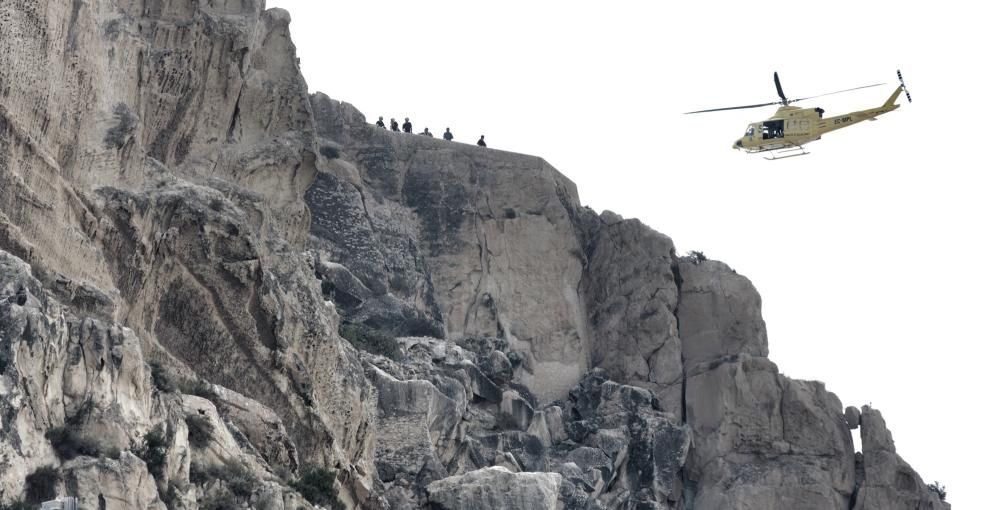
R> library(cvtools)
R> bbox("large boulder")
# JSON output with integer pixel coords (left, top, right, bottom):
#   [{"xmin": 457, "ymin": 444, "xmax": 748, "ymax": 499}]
[{"xmin": 426, "ymin": 466, "xmax": 563, "ymax": 510}]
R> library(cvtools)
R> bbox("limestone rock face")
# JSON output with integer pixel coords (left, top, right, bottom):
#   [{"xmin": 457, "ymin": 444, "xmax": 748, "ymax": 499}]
[
  {"xmin": 0, "ymin": 250, "xmax": 154, "ymax": 498},
  {"xmin": 308, "ymin": 95, "xmax": 593, "ymax": 404},
  {"xmin": 677, "ymin": 259, "xmax": 768, "ymax": 365},
  {"xmin": 582, "ymin": 213, "xmax": 684, "ymax": 416},
  {"xmin": 60, "ymin": 453, "xmax": 165, "ymax": 510},
  {"xmin": 853, "ymin": 406, "xmax": 950, "ymax": 510},
  {"xmin": 426, "ymin": 466, "xmax": 562, "ymax": 510}
]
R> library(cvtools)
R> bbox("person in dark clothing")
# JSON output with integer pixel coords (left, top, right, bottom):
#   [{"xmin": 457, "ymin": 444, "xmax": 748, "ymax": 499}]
[
  {"xmin": 477, "ymin": 135, "xmax": 487, "ymax": 147},
  {"xmin": 390, "ymin": 118, "xmax": 399, "ymax": 131},
  {"xmin": 421, "ymin": 127, "xmax": 433, "ymax": 137},
  {"xmin": 375, "ymin": 116, "xmax": 386, "ymax": 129},
  {"xmin": 402, "ymin": 118, "xmax": 413, "ymax": 133},
  {"xmin": 443, "ymin": 128, "xmax": 453, "ymax": 141}
]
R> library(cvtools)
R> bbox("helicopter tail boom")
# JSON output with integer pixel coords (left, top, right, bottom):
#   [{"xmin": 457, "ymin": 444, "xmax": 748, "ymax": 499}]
[{"xmin": 883, "ymin": 86, "xmax": 904, "ymax": 108}]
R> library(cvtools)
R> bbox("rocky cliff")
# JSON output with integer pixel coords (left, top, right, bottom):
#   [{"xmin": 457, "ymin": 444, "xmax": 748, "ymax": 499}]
[{"xmin": 0, "ymin": 1, "xmax": 948, "ymax": 509}]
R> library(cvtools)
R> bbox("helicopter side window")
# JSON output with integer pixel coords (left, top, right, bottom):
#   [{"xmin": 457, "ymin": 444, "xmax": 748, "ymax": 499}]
[
  {"xmin": 762, "ymin": 120, "xmax": 785, "ymax": 140},
  {"xmin": 745, "ymin": 126, "xmax": 755, "ymax": 137}
]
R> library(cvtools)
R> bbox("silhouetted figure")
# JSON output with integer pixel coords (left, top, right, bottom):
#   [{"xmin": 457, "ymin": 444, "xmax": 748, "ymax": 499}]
[
  {"xmin": 402, "ymin": 118, "xmax": 412, "ymax": 133},
  {"xmin": 390, "ymin": 118, "xmax": 400, "ymax": 131},
  {"xmin": 477, "ymin": 135, "xmax": 487, "ymax": 147},
  {"xmin": 421, "ymin": 127, "xmax": 433, "ymax": 137},
  {"xmin": 376, "ymin": 116, "xmax": 386, "ymax": 129},
  {"xmin": 443, "ymin": 128, "xmax": 453, "ymax": 141}
]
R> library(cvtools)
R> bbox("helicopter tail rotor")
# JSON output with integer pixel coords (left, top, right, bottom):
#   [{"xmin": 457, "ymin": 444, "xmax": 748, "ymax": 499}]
[{"xmin": 896, "ymin": 69, "xmax": 912, "ymax": 102}]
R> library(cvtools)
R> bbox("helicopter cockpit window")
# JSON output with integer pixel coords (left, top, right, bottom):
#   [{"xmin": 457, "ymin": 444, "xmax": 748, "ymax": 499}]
[{"xmin": 745, "ymin": 126, "xmax": 754, "ymax": 137}]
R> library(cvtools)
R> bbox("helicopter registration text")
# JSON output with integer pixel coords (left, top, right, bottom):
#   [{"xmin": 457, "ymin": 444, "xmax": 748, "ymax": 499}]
[{"xmin": 833, "ymin": 115, "xmax": 852, "ymax": 125}]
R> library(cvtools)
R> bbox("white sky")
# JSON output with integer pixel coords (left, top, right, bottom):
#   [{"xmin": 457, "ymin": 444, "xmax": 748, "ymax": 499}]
[{"xmin": 269, "ymin": 1, "xmax": 997, "ymax": 506}]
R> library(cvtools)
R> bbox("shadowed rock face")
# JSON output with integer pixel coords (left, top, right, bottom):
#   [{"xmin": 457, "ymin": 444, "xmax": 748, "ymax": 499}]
[{"xmin": 1, "ymin": 1, "xmax": 949, "ymax": 509}]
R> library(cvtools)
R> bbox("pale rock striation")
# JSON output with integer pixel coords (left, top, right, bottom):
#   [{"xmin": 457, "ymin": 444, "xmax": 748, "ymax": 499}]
[{"xmin": 426, "ymin": 466, "xmax": 562, "ymax": 510}]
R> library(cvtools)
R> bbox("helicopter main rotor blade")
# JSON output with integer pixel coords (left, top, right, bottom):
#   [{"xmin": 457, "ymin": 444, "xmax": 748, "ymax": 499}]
[
  {"xmin": 683, "ymin": 101, "xmax": 785, "ymax": 115},
  {"xmin": 774, "ymin": 72, "xmax": 788, "ymax": 105},
  {"xmin": 786, "ymin": 82, "xmax": 885, "ymax": 103}
]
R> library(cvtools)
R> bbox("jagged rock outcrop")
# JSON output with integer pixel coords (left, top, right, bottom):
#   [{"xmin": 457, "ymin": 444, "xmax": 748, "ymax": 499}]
[
  {"xmin": 1, "ymin": 1, "xmax": 949, "ymax": 509},
  {"xmin": 853, "ymin": 406, "xmax": 948, "ymax": 510}
]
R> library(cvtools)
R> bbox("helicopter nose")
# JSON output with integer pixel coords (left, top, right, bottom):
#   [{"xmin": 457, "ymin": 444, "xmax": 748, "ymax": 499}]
[{"xmin": 734, "ymin": 139, "xmax": 743, "ymax": 149}]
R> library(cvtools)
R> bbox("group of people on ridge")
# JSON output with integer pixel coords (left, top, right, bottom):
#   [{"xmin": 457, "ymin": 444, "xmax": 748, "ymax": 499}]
[{"xmin": 376, "ymin": 116, "xmax": 487, "ymax": 147}]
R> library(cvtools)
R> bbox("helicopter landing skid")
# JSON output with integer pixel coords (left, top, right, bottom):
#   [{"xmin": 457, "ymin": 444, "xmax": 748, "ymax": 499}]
[{"xmin": 763, "ymin": 145, "xmax": 809, "ymax": 160}]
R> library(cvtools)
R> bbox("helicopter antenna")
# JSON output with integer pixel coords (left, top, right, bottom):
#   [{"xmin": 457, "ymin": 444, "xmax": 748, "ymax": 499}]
[
  {"xmin": 774, "ymin": 72, "xmax": 788, "ymax": 106},
  {"xmin": 897, "ymin": 69, "xmax": 913, "ymax": 102}
]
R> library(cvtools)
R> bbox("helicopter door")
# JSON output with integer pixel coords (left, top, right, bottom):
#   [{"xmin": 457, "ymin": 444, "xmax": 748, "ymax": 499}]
[{"xmin": 762, "ymin": 120, "xmax": 785, "ymax": 140}]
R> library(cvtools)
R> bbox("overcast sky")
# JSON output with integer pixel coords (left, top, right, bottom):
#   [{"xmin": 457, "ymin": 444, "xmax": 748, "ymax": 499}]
[{"xmin": 269, "ymin": 1, "xmax": 997, "ymax": 506}]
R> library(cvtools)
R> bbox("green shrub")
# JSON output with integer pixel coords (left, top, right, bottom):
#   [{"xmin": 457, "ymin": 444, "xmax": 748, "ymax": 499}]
[
  {"xmin": 178, "ymin": 378, "xmax": 216, "ymax": 401},
  {"xmin": 149, "ymin": 362, "xmax": 177, "ymax": 393},
  {"xmin": 685, "ymin": 250, "xmax": 707, "ymax": 264},
  {"xmin": 24, "ymin": 466, "xmax": 59, "ymax": 504},
  {"xmin": 338, "ymin": 322, "xmax": 399, "ymax": 360},
  {"xmin": 319, "ymin": 145, "xmax": 340, "ymax": 159},
  {"xmin": 0, "ymin": 499, "xmax": 32, "ymax": 510},
  {"xmin": 928, "ymin": 481, "xmax": 947, "ymax": 501},
  {"xmin": 290, "ymin": 466, "xmax": 344, "ymax": 510},
  {"xmin": 199, "ymin": 490, "xmax": 240, "ymax": 510},
  {"xmin": 45, "ymin": 426, "xmax": 108, "ymax": 460},
  {"xmin": 185, "ymin": 415, "xmax": 215, "ymax": 449},
  {"xmin": 134, "ymin": 430, "xmax": 169, "ymax": 479},
  {"xmin": 190, "ymin": 461, "xmax": 254, "ymax": 499}
]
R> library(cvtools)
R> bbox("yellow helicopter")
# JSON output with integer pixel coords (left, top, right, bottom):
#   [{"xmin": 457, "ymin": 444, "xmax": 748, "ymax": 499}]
[{"xmin": 686, "ymin": 70, "xmax": 912, "ymax": 159}]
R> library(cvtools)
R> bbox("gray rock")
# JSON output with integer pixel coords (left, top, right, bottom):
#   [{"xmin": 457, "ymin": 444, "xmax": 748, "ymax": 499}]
[
  {"xmin": 677, "ymin": 259, "xmax": 769, "ymax": 366},
  {"xmin": 582, "ymin": 214, "xmax": 684, "ymax": 415},
  {"xmin": 426, "ymin": 466, "xmax": 563, "ymax": 510},
  {"xmin": 482, "ymin": 349, "xmax": 515, "ymax": 385},
  {"xmin": 853, "ymin": 406, "xmax": 951, "ymax": 510},
  {"xmin": 499, "ymin": 390, "xmax": 536, "ymax": 431},
  {"xmin": 845, "ymin": 406, "xmax": 862, "ymax": 430}
]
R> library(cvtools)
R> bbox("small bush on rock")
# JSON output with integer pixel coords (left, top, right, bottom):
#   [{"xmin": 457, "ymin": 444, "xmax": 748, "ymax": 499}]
[
  {"xmin": 928, "ymin": 481, "xmax": 947, "ymax": 501},
  {"xmin": 0, "ymin": 499, "xmax": 32, "ymax": 510},
  {"xmin": 190, "ymin": 461, "xmax": 255, "ymax": 499},
  {"xmin": 685, "ymin": 250, "xmax": 707, "ymax": 264},
  {"xmin": 199, "ymin": 490, "xmax": 240, "ymax": 510},
  {"xmin": 338, "ymin": 322, "xmax": 399, "ymax": 360},
  {"xmin": 45, "ymin": 426, "xmax": 109, "ymax": 460},
  {"xmin": 149, "ymin": 361, "xmax": 176, "ymax": 393},
  {"xmin": 178, "ymin": 378, "xmax": 216, "ymax": 401},
  {"xmin": 185, "ymin": 415, "xmax": 215, "ymax": 449},
  {"xmin": 134, "ymin": 430, "xmax": 169, "ymax": 479},
  {"xmin": 290, "ymin": 466, "xmax": 344, "ymax": 510},
  {"xmin": 25, "ymin": 466, "xmax": 60, "ymax": 503}
]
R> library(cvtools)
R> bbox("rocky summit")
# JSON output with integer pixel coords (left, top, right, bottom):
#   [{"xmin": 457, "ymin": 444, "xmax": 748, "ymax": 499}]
[{"xmin": 0, "ymin": 1, "xmax": 948, "ymax": 509}]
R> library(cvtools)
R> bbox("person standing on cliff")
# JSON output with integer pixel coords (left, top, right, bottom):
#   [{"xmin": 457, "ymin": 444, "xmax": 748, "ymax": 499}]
[
  {"xmin": 390, "ymin": 118, "xmax": 399, "ymax": 131},
  {"xmin": 402, "ymin": 118, "xmax": 413, "ymax": 133},
  {"xmin": 421, "ymin": 127, "xmax": 433, "ymax": 137},
  {"xmin": 477, "ymin": 135, "xmax": 487, "ymax": 147},
  {"xmin": 443, "ymin": 128, "xmax": 454, "ymax": 141},
  {"xmin": 375, "ymin": 116, "xmax": 386, "ymax": 129}
]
